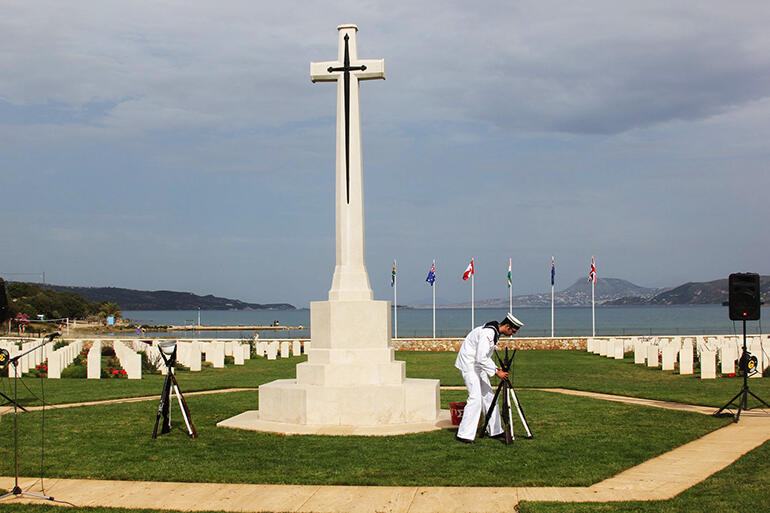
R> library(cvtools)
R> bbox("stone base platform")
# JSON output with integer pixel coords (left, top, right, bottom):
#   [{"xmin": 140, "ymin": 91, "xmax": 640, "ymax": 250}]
[{"xmin": 217, "ymin": 409, "xmax": 452, "ymax": 436}]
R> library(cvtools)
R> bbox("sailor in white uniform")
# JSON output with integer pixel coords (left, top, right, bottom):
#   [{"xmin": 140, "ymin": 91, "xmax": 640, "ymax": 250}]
[{"xmin": 454, "ymin": 312, "xmax": 524, "ymax": 443}]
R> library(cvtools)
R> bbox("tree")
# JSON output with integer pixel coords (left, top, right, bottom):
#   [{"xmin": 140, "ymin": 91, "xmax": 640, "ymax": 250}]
[{"xmin": 98, "ymin": 301, "xmax": 122, "ymax": 319}]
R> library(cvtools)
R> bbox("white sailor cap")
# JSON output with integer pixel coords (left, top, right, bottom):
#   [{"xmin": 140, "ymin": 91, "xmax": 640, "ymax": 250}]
[{"xmin": 504, "ymin": 312, "xmax": 524, "ymax": 328}]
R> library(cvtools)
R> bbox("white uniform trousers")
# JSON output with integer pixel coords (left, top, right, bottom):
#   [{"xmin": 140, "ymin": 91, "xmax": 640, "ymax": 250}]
[{"xmin": 457, "ymin": 368, "xmax": 503, "ymax": 440}]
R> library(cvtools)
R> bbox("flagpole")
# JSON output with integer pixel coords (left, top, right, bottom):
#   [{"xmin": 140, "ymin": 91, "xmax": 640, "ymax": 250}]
[
  {"xmin": 471, "ymin": 258, "xmax": 475, "ymax": 329},
  {"xmin": 393, "ymin": 259, "xmax": 398, "ymax": 340},
  {"xmin": 432, "ymin": 263, "xmax": 436, "ymax": 339},
  {"xmin": 509, "ymin": 257, "xmax": 513, "ymax": 314},
  {"xmin": 551, "ymin": 257, "xmax": 554, "ymax": 338},
  {"xmin": 592, "ymin": 277, "xmax": 596, "ymax": 337},
  {"xmin": 591, "ymin": 256, "xmax": 596, "ymax": 337}
]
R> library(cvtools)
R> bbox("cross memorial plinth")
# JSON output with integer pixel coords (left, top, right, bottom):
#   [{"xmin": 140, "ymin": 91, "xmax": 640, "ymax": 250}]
[{"xmin": 218, "ymin": 25, "xmax": 444, "ymax": 435}]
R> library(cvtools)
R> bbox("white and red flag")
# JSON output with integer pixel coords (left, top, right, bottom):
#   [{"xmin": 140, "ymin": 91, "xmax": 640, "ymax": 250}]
[
  {"xmin": 462, "ymin": 259, "xmax": 474, "ymax": 281},
  {"xmin": 589, "ymin": 256, "xmax": 596, "ymax": 283}
]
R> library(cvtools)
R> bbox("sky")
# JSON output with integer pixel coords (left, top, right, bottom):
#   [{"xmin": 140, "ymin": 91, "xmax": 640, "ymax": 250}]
[{"xmin": 1, "ymin": 1, "xmax": 769, "ymax": 308}]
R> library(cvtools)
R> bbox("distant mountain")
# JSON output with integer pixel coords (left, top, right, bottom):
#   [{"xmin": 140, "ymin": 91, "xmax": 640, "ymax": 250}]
[
  {"xmin": 41, "ymin": 284, "xmax": 295, "ymax": 311},
  {"xmin": 432, "ymin": 278, "xmax": 663, "ymax": 308},
  {"xmin": 607, "ymin": 276, "xmax": 770, "ymax": 306}
]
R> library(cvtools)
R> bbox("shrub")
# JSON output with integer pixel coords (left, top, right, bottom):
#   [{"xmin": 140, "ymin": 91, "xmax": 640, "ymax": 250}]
[
  {"xmin": 62, "ymin": 365, "xmax": 87, "ymax": 379},
  {"xmin": 142, "ymin": 352, "xmax": 161, "ymax": 374}
]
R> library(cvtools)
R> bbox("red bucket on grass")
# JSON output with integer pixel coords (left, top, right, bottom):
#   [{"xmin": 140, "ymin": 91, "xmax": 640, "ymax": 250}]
[{"xmin": 449, "ymin": 401, "xmax": 466, "ymax": 425}]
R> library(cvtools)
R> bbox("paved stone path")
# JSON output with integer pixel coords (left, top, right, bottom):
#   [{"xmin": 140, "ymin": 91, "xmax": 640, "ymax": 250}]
[{"xmin": 1, "ymin": 388, "xmax": 769, "ymax": 512}]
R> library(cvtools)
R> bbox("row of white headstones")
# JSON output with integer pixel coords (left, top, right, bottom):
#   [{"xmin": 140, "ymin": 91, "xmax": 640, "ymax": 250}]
[
  {"xmin": 588, "ymin": 335, "xmax": 770, "ymax": 378},
  {"xmin": 0, "ymin": 338, "xmax": 308, "ymax": 380}
]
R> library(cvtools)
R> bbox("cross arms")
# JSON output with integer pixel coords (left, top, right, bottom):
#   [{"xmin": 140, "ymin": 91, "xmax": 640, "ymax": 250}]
[{"xmin": 310, "ymin": 59, "xmax": 386, "ymax": 83}]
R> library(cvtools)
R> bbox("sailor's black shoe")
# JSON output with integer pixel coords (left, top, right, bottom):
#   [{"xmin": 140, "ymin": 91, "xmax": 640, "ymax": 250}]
[{"xmin": 455, "ymin": 435, "xmax": 475, "ymax": 444}]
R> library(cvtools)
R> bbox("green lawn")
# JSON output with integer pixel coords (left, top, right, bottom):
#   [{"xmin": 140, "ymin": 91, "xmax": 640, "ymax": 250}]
[
  {"xmin": 400, "ymin": 350, "xmax": 770, "ymax": 407},
  {"xmin": 1, "ymin": 437, "xmax": 769, "ymax": 513},
  {"xmin": 6, "ymin": 350, "xmax": 770, "ymax": 408},
  {"xmin": 1, "ymin": 349, "xmax": 768, "ymax": 513},
  {"xmin": 4, "ymin": 356, "xmax": 305, "ymax": 406},
  {"xmin": 0, "ymin": 389, "xmax": 728, "ymax": 487}
]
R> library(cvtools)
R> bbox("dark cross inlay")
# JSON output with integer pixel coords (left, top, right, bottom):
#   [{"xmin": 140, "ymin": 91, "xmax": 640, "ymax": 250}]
[{"xmin": 327, "ymin": 34, "xmax": 367, "ymax": 204}]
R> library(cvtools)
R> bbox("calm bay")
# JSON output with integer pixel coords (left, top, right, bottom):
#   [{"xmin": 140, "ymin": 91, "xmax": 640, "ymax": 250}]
[{"xmin": 121, "ymin": 304, "xmax": 769, "ymax": 339}]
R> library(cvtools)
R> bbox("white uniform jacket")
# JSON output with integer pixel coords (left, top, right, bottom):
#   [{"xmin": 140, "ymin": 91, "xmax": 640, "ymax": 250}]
[{"xmin": 454, "ymin": 325, "xmax": 498, "ymax": 377}]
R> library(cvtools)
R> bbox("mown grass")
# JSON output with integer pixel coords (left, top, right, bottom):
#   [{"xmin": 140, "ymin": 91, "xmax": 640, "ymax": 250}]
[
  {"xmin": 3, "ymin": 440, "xmax": 765, "ymax": 513},
  {"xmin": 6, "ymin": 350, "xmax": 770, "ymax": 408},
  {"xmin": 3, "ymin": 356, "xmax": 306, "ymax": 406},
  {"xmin": 0, "ymin": 389, "xmax": 728, "ymax": 487},
  {"xmin": 0, "ymin": 349, "xmax": 766, "ymax": 512},
  {"xmin": 400, "ymin": 350, "xmax": 770, "ymax": 407}
]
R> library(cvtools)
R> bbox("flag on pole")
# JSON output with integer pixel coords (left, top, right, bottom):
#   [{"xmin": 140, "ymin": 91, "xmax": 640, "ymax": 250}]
[
  {"xmin": 589, "ymin": 256, "xmax": 596, "ymax": 283},
  {"xmin": 507, "ymin": 260, "xmax": 512, "ymax": 288},
  {"xmin": 462, "ymin": 259, "xmax": 474, "ymax": 281},
  {"xmin": 391, "ymin": 261, "xmax": 396, "ymax": 287},
  {"xmin": 551, "ymin": 257, "xmax": 555, "ymax": 286},
  {"xmin": 426, "ymin": 261, "xmax": 436, "ymax": 286}
]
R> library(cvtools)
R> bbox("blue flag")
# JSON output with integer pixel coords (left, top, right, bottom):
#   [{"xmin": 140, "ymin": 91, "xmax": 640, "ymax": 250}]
[
  {"xmin": 426, "ymin": 261, "xmax": 436, "ymax": 286},
  {"xmin": 551, "ymin": 257, "xmax": 555, "ymax": 286}
]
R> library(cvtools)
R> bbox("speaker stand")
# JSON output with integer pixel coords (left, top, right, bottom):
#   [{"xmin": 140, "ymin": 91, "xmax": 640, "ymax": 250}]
[{"xmin": 713, "ymin": 320, "xmax": 770, "ymax": 422}]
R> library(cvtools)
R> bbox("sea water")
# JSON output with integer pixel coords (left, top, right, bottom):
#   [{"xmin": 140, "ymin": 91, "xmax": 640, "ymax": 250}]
[{"xmin": 121, "ymin": 304, "xmax": 769, "ymax": 339}]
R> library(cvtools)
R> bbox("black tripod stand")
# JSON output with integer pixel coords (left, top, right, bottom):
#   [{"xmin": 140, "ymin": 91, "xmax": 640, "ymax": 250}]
[
  {"xmin": 713, "ymin": 320, "xmax": 770, "ymax": 422},
  {"xmin": 0, "ymin": 333, "xmax": 59, "ymax": 503},
  {"xmin": 479, "ymin": 348, "xmax": 533, "ymax": 444},
  {"xmin": 152, "ymin": 341, "xmax": 197, "ymax": 439}
]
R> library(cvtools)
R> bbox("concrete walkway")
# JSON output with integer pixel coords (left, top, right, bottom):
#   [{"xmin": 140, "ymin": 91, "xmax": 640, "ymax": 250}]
[{"xmin": 1, "ymin": 388, "xmax": 769, "ymax": 512}]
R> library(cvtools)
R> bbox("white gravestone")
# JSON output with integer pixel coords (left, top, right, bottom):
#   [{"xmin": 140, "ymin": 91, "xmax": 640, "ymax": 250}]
[
  {"xmin": 87, "ymin": 341, "xmax": 102, "ymax": 379},
  {"xmin": 280, "ymin": 341, "xmax": 290, "ymax": 358},
  {"xmin": 612, "ymin": 339, "xmax": 624, "ymax": 359},
  {"xmin": 114, "ymin": 341, "xmax": 142, "ymax": 379},
  {"xmin": 647, "ymin": 344, "xmax": 659, "ymax": 367},
  {"xmin": 47, "ymin": 350, "xmax": 62, "ymax": 379},
  {"xmin": 231, "ymin": 26, "xmax": 440, "ymax": 434},
  {"xmin": 189, "ymin": 341, "xmax": 202, "ymax": 371},
  {"xmin": 679, "ymin": 342, "xmax": 694, "ymax": 374},
  {"xmin": 292, "ymin": 340, "xmax": 302, "ymax": 356},
  {"xmin": 661, "ymin": 345, "xmax": 677, "ymax": 371},
  {"xmin": 210, "ymin": 341, "xmax": 225, "ymax": 368},
  {"xmin": 257, "ymin": 341, "xmax": 267, "ymax": 357},
  {"xmin": 700, "ymin": 349, "xmax": 717, "ymax": 379},
  {"xmin": 720, "ymin": 344, "xmax": 736, "ymax": 374},
  {"xmin": 634, "ymin": 340, "xmax": 646, "ymax": 364},
  {"xmin": 266, "ymin": 341, "xmax": 278, "ymax": 360},
  {"xmin": 234, "ymin": 344, "xmax": 245, "ymax": 365}
]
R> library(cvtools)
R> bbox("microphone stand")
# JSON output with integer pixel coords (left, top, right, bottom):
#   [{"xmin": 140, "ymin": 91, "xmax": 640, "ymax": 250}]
[{"xmin": 0, "ymin": 331, "xmax": 60, "ymax": 503}]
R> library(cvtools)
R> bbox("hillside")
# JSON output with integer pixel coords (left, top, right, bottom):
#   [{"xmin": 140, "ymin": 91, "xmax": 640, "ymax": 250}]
[
  {"xmin": 607, "ymin": 276, "xmax": 770, "ymax": 306},
  {"xmin": 439, "ymin": 278, "xmax": 662, "ymax": 308},
  {"xmin": 41, "ymin": 285, "xmax": 295, "ymax": 311}
]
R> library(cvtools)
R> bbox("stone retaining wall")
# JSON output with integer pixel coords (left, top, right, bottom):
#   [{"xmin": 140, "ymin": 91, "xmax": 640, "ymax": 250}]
[{"xmin": 391, "ymin": 337, "xmax": 587, "ymax": 351}]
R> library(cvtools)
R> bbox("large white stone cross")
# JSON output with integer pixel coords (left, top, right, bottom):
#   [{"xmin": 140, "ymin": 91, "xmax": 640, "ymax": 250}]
[{"xmin": 310, "ymin": 24, "xmax": 385, "ymax": 302}]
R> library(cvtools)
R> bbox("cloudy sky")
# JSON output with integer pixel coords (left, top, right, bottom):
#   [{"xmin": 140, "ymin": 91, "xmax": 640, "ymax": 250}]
[{"xmin": 1, "ymin": 1, "xmax": 769, "ymax": 307}]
